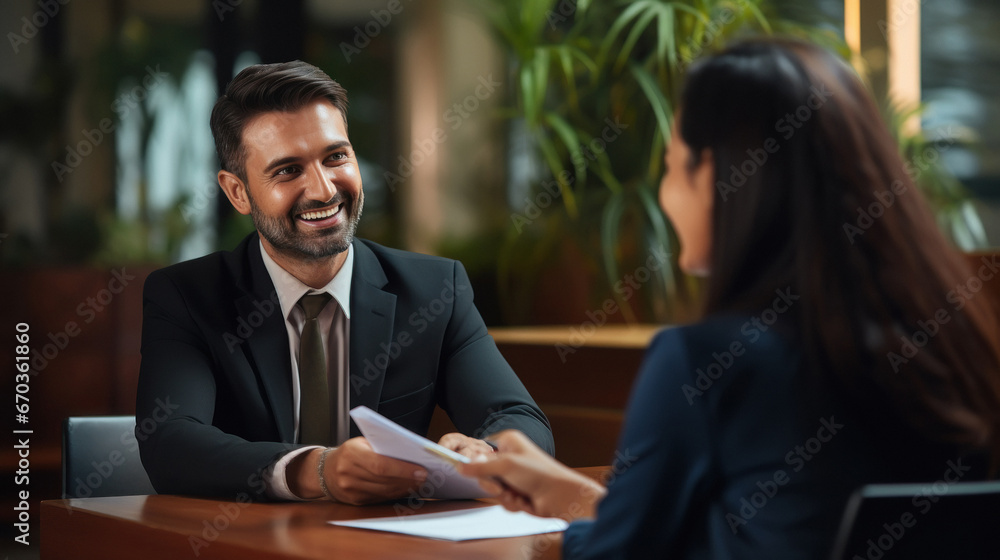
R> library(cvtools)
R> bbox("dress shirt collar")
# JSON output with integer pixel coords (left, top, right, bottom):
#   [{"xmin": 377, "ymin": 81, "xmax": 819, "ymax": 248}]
[{"xmin": 258, "ymin": 239, "xmax": 354, "ymax": 321}]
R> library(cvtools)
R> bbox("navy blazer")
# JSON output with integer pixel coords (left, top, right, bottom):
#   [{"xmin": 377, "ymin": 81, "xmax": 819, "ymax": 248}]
[
  {"xmin": 562, "ymin": 315, "xmax": 981, "ymax": 559},
  {"xmin": 136, "ymin": 233, "xmax": 552, "ymax": 499}
]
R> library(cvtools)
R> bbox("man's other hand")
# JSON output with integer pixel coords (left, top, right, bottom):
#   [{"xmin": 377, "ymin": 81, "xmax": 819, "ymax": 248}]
[{"xmin": 437, "ymin": 432, "xmax": 495, "ymax": 460}]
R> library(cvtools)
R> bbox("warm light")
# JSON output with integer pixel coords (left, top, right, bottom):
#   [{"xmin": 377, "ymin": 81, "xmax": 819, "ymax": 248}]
[
  {"xmin": 844, "ymin": 0, "xmax": 861, "ymax": 61},
  {"xmin": 886, "ymin": 0, "xmax": 921, "ymax": 134},
  {"xmin": 400, "ymin": 10, "xmax": 444, "ymax": 254}
]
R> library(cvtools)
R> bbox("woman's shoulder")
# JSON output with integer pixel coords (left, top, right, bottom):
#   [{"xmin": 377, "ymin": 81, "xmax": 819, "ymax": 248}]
[
  {"xmin": 649, "ymin": 313, "xmax": 797, "ymax": 362},
  {"xmin": 641, "ymin": 314, "xmax": 802, "ymax": 400}
]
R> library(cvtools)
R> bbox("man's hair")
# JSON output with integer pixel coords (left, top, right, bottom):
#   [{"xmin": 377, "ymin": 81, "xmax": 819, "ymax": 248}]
[{"xmin": 210, "ymin": 60, "xmax": 349, "ymax": 182}]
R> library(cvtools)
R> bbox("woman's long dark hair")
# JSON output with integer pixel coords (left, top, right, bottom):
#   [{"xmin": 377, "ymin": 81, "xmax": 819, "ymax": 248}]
[{"xmin": 679, "ymin": 38, "xmax": 1000, "ymax": 469}]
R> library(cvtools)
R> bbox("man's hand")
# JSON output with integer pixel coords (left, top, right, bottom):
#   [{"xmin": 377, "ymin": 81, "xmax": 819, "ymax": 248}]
[
  {"xmin": 287, "ymin": 438, "xmax": 428, "ymax": 504},
  {"xmin": 457, "ymin": 430, "xmax": 607, "ymax": 520},
  {"xmin": 323, "ymin": 437, "xmax": 430, "ymax": 504},
  {"xmin": 436, "ymin": 432, "xmax": 495, "ymax": 460}
]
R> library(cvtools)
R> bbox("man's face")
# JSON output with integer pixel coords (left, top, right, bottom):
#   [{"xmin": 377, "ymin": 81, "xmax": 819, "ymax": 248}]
[{"xmin": 239, "ymin": 99, "xmax": 363, "ymax": 260}]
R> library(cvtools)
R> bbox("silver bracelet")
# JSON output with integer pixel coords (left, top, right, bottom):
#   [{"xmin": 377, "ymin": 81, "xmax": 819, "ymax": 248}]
[{"xmin": 317, "ymin": 447, "xmax": 336, "ymax": 500}]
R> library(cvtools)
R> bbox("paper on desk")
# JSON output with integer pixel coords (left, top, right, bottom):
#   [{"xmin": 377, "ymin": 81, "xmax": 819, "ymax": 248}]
[
  {"xmin": 349, "ymin": 406, "xmax": 488, "ymax": 500},
  {"xmin": 330, "ymin": 504, "xmax": 569, "ymax": 541}
]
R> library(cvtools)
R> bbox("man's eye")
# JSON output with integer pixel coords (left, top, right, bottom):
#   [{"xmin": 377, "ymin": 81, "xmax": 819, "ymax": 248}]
[
  {"xmin": 328, "ymin": 152, "xmax": 347, "ymax": 162},
  {"xmin": 276, "ymin": 166, "xmax": 299, "ymax": 176}
]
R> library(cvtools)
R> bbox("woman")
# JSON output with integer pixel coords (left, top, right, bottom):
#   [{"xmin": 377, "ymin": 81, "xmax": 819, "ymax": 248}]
[{"xmin": 460, "ymin": 38, "xmax": 1000, "ymax": 558}]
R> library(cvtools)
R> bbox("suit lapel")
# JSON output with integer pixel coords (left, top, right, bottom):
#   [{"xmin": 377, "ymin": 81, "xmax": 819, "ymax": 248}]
[
  {"xmin": 233, "ymin": 235, "xmax": 295, "ymax": 443},
  {"xmin": 348, "ymin": 240, "xmax": 397, "ymax": 436}
]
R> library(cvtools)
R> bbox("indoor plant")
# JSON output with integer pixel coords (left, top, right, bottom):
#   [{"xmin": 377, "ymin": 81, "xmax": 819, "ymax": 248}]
[{"xmin": 479, "ymin": 0, "xmax": 985, "ymax": 324}]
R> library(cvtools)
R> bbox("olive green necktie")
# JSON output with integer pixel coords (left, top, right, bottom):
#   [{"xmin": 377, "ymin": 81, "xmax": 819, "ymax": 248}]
[{"xmin": 298, "ymin": 293, "xmax": 332, "ymax": 445}]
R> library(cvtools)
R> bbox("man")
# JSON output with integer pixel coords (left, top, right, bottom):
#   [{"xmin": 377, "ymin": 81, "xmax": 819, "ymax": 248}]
[{"xmin": 136, "ymin": 61, "xmax": 553, "ymax": 504}]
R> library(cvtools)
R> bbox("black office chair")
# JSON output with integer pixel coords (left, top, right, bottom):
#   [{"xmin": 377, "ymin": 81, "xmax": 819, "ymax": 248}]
[
  {"xmin": 62, "ymin": 416, "xmax": 156, "ymax": 498},
  {"xmin": 829, "ymin": 480, "xmax": 1000, "ymax": 559}
]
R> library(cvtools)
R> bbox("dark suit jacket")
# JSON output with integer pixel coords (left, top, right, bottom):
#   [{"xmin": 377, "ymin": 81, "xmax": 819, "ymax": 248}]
[
  {"xmin": 136, "ymin": 233, "xmax": 552, "ymax": 498},
  {"xmin": 561, "ymin": 316, "xmax": 985, "ymax": 559}
]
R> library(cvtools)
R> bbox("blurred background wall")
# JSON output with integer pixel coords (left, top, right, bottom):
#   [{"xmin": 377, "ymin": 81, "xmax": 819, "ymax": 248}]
[
  {"xmin": 1, "ymin": 0, "xmax": 997, "ymax": 322},
  {"xmin": 0, "ymin": 0, "xmax": 508, "ymax": 267},
  {"xmin": 0, "ymin": 1, "xmax": 997, "ymax": 557}
]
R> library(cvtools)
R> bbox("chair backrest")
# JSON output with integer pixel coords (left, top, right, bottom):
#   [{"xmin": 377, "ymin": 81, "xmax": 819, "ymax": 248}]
[
  {"xmin": 62, "ymin": 416, "xmax": 156, "ymax": 498},
  {"xmin": 829, "ymin": 480, "xmax": 1000, "ymax": 560}
]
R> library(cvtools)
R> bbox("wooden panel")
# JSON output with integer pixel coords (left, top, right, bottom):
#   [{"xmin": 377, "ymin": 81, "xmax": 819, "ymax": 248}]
[
  {"xmin": 490, "ymin": 325, "xmax": 660, "ymax": 348},
  {"xmin": 1, "ymin": 268, "xmax": 117, "ymax": 534},
  {"xmin": 428, "ymin": 328, "xmax": 656, "ymax": 468},
  {"xmin": 0, "ymin": 266, "xmax": 152, "ymax": 532},
  {"xmin": 2, "ymin": 268, "xmax": 119, "ymax": 446},
  {"xmin": 110, "ymin": 266, "xmax": 154, "ymax": 414},
  {"xmin": 498, "ymin": 333, "xmax": 650, "ymax": 467},
  {"xmin": 545, "ymin": 407, "xmax": 624, "ymax": 468},
  {"xmin": 497, "ymin": 341, "xmax": 648, "ymax": 410}
]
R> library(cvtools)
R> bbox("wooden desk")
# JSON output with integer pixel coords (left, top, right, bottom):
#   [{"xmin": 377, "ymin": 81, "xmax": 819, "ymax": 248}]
[{"xmin": 41, "ymin": 467, "xmax": 608, "ymax": 559}]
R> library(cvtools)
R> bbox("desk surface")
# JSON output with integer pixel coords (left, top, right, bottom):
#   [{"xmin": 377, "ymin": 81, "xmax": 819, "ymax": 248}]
[{"xmin": 41, "ymin": 467, "xmax": 608, "ymax": 559}]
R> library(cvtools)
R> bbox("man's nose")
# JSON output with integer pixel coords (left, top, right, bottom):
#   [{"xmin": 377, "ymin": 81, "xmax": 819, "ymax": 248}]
[{"xmin": 303, "ymin": 162, "xmax": 336, "ymax": 201}]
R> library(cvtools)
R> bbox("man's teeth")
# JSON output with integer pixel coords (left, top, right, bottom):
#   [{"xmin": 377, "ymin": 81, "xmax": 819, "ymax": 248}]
[{"xmin": 300, "ymin": 207, "xmax": 338, "ymax": 220}]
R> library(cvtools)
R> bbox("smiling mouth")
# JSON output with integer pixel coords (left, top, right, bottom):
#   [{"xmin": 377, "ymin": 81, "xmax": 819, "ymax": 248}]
[{"xmin": 298, "ymin": 205, "xmax": 341, "ymax": 221}]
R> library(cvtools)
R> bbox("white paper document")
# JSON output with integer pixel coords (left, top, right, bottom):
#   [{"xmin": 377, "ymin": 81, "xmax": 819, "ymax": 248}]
[
  {"xmin": 349, "ymin": 405, "xmax": 487, "ymax": 499},
  {"xmin": 329, "ymin": 505, "xmax": 569, "ymax": 541}
]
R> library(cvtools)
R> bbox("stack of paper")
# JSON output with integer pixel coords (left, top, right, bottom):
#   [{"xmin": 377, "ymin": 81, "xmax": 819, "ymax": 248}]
[
  {"xmin": 340, "ymin": 407, "xmax": 570, "ymax": 540},
  {"xmin": 330, "ymin": 505, "xmax": 569, "ymax": 541},
  {"xmin": 349, "ymin": 406, "xmax": 487, "ymax": 500}
]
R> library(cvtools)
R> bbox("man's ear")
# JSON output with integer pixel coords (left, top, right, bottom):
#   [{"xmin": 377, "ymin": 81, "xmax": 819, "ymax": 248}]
[{"xmin": 218, "ymin": 170, "xmax": 251, "ymax": 216}]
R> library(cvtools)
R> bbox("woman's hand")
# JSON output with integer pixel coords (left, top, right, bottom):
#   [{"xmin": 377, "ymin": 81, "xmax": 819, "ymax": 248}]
[{"xmin": 457, "ymin": 430, "xmax": 607, "ymax": 520}]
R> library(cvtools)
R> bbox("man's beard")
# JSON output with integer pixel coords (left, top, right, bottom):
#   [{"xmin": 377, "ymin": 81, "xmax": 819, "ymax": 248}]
[{"xmin": 247, "ymin": 188, "xmax": 363, "ymax": 260}]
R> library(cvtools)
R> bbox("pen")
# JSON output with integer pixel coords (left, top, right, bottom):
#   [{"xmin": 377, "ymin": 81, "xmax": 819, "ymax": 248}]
[{"xmin": 423, "ymin": 444, "xmax": 469, "ymax": 466}]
